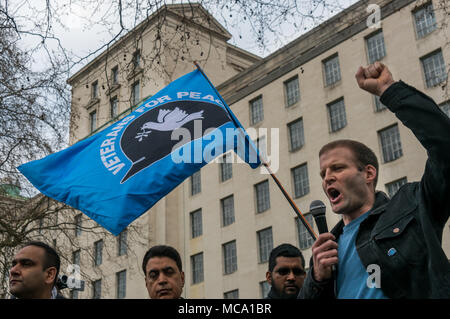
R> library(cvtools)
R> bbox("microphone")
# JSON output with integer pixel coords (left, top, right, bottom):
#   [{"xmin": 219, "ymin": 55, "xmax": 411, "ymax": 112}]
[
  {"xmin": 309, "ymin": 200, "xmax": 328, "ymax": 234},
  {"xmin": 310, "ymin": 200, "xmax": 336, "ymax": 276}
]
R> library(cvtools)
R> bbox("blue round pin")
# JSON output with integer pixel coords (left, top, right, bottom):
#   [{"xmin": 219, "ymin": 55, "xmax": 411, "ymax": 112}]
[{"xmin": 388, "ymin": 248, "xmax": 397, "ymax": 256}]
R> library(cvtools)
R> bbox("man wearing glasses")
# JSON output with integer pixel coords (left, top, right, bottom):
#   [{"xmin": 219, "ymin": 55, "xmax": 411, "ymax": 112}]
[{"xmin": 265, "ymin": 243, "xmax": 306, "ymax": 299}]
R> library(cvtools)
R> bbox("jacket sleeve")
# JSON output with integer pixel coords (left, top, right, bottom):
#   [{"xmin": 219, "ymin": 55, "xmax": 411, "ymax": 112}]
[
  {"xmin": 297, "ymin": 262, "xmax": 335, "ymax": 299},
  {"xmin": 380, "ymin": 81, "xmax": 450, "ymax": 226}
]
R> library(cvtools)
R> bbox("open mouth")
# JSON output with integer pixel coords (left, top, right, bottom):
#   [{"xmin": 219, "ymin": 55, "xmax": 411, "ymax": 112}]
[{"xmin": 327, "ymin": 187, "xmax": 342, "ymax": 203}]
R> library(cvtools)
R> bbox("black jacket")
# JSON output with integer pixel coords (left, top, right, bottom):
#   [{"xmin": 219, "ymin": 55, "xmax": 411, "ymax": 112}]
[{"xmin": 298, "ymin": 81, "xmax": 450, "ymax": 299}]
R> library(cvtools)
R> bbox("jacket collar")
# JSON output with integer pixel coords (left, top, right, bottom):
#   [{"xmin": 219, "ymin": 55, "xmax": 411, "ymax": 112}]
[{"xmin": 330, "ymin": 191, "xmax": 389, "ymax": 239}]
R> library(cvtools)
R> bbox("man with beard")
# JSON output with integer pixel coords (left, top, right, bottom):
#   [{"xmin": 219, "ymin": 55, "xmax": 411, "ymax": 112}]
[
  {"xmin": 298, "ymin": 62, "xmax": 450, "ymax": 299},
  {"xmin": 265, "ymin": 243, "xmax": 306, "ymax": 299}
]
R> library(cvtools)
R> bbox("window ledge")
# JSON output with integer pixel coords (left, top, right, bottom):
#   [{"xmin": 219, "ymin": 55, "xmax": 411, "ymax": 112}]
[{"xmin": 85, "ymin": 97, "xmax": 100, "ymax": 110}]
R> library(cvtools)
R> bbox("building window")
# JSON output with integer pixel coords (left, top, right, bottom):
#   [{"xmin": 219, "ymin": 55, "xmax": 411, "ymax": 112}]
[
  {"xmin": 255, "ymin": 180, "xmax": 270, "ymax": 213},
  {"xmin": 260, "ymin": 281, "xmax": 271, "ymax": 298},
  {"xmin": 72, "ymin": 250, "xmax": 81, "ymax": 266},
  {"xmin": 71, "ymin": 290, "xmax": 79, "ymax": 299},
  {"xmin": 116, "ymin": 270, "xmax": 126, "ymax": 299},
  {"xmin": 220, "ymin": 153, "xmax": 232, "ymax": 182},
  {"xmin": 323, "ymin": 54, "xmax": 341, "ymax": 86},
  {"xmin": 257, "ymin": 227, "xmax": 273, "ymax": 263},
  {"xmin": 224, "ymin": 289, "xmax": 239, "ymax": 299},
  {"xmin": 191, "ymin": 253, "xmax": 204, "ymax": 284},
  {"xmin": 421, "ymin": 50, "xmax": 447, "ymax": 88},
  {"xmin": 131, "ymin": 81, "xmax": 140, "ymax": 105},
  {"xmin": 223, "ymin": 240, "xmax": 237, "ymax": 275},
  {"xmin": 110, "ymin": 96, "xmax": 118, "ymax": 118},
  {"xmin": 94, "ymin": 240, "xmax": 103, "ymax": 266},
  {"xmin": 379, "ymin": 124, "xmax": 403, "ymax": 163},
  {"xmin": 440, "ymin": 101, "xmax": 450, "ymax": 117},
  {"xmin": 191, "ymin": 170, "xmax": 201, "ymax": 195},
  {"xmin": 118, "ymin": 229, "xmax": 127, "ymax": 256},
  {"xmin": 190, "ymin": 209, "xmax": 202, "ymax": 238},
  {"xmin": 374, "ymin": 95, "xmax": 387, "ymax": 112},
  {"xmin": 296, "ymin": 214, "xmax": 315, "ymax": 250},
  {"xmin": 112, "ymin": 66, "xmax": 119, "ymax": 85},
  {"xmin": 284, "ymin": 76, "xmax": 300, "ymax": 107},
  {"xmin": 366, "ymin": 30, "xmax": 386, "ymax": 64},
  {"xmin": 327, "ymin": 98, "xmax": 347, "ymax": 132},
  {"xmin": 292, "ymin": 163, "xmax": 310, "ymax": 198},
  {"xmin": 132, "ymin": 50, "xmax": 141, "ymax": 69},
  {"xmin": 91, "ymin": 80, "xmax": 98, "ymax": 99},
  {"xmin": 256, "ymin": 135, "xmax": 267, "ymax": 162},
  {"xmin": 386, "ymin": 177, "xmax": 407, "ymax": 198},
  {"xmin": 413, "ymin": 2, "xmax": 437, "ymax": 38},
  {"xmin": 74, "ymin": 214, "xmax": 82, "ymax": 236},
  {"xmin": 288, "ymin": 118, "xmax": 305, "ymax": 151},
  {"xmin": 89, "ymin": 110, "xmax": 97, "ymax": 133},
  {"xmin": 92, "ymin": 279, "xmax": 102, "ymax": 299},
  {"xmin": 221, "ymin": 195, "xmax": 235, "ymax": 227},
  {"xmin": 250, "ymin": 96, "xmax": 264, "ymax": 125}
]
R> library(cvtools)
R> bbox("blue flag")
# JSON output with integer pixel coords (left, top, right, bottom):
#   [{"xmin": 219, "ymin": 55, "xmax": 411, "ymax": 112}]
[{"xmin": 18, "ymin": 69, "xmax": 261, "ymax": 235}]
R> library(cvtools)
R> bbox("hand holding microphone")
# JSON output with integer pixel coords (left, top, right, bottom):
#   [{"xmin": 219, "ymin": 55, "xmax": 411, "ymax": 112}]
[{"xmin": 310, "ymin": 200, "xmax": 338, "ymax": 282}]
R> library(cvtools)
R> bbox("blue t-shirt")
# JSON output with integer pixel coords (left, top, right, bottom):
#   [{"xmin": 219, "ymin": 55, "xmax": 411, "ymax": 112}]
[{"xmin": 336, "ymin": 211, "xmax": 388, "ymax": 299}]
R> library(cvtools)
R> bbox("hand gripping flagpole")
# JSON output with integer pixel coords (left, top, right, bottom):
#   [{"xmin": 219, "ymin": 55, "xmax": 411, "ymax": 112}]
[{"xmin": 193, "ymin": 62, "xmax": 318, "ymax": 241}]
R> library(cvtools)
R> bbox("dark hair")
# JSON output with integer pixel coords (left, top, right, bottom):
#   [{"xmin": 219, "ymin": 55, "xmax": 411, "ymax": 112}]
[
  {"xmin": 319, "ymin": 139, "xmax": 379, "ymax": 188},
  {"xmin": 268, "ymin": 243, "xmax": 305, "ymax": 272},
  {"xmin": 142, "ymin": 245, "xmax": 182, "ymax": 275},
  {"xmin": 22, "ymin": 241, "xmax": 60, "ymax": 286}
]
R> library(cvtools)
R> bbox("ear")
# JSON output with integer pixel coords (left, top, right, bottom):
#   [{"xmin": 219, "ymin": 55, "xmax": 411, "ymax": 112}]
[
  {"xmin": 266, "ymin": 271, "xmax": 272, "ymax": 285},
  {"xmin": 45, "ymin": 267, "xmax": 57, "ymax": 286},
  {"xmin": 364, "ymin": 164, "xmax": 377, "ymax": 188},
  {"xmin": 180, "ymin": 271, "xmax": 185, "ymax": 288}
]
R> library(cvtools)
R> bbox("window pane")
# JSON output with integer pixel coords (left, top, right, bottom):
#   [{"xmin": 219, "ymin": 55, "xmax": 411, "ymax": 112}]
[
  {"xmin": 89, "ymin": 111, "xmax": 97, "ymax": 133},
  {"xmin": 386, "ymin": 177, "xmax": 407, "ymax": 198},
  {"xmin": 191, "ymin": 253, "xmax": 204, "ymax": 284},
  {"xmin": 250, "ymin": 96, "xmax": 264, "ymax": 125},
  {"xmin": 327, "ymin": 99, "xmax": 347, "ymax": 132},
  {"xmin": 288, "ymin": 118, "xmax": 305, "ymax": 151},
  {"xmin": 366, "ymin": 31, "xmax": 386, "ymax": 64},
  {"xmin": 379, "ymin": 124, "xmax": 403, "ymax": 162},
  {"xmin": 323, "ymin": 55, "xmax": 341, "ymax": 86},
  {"xmin": 92, "ymin": 81, "xmax": 98, "ymax": 98},
  {"xmin": 292, "ymin": 163, "xmax": 310, "ymax": 198},
  {"xmin": 116, "ymin": 270, "xmax": 126, "ymax": 299},
  {"xmin": 110, "ymin": 96, "xmax": 118, "ymax": 118},
  {"xmin": 255, "ymin": 180, "xmax": 270, "ymax": 213},
  {"xmin": 75, "ymin": 214, "xmax": 82, "ymax": 236},
  {"xmin": 224, "ymin": 289, "xmax": 239, "ymax": 299},
  {"xmin": 94, "ymin": 240, "xmax": 103, "ymax": 266},
  {"xmin": 260, "ymin": 281, "xmax": 271, "ymax": 298},
  {"xmin": 221, "ymin": 195, "xmax": 235, "ymax": 227},
  {"xmin": 118, "ymin": 229, "xmax": 127, "ymax": 256},
  {"xmin": 112, "ymin": 66, "xmax": 118, "ymax": 84},
  {"xmin": 374, "ymin": 95, "xmax": 387, "ymax": 112},
  {"xmin": 93, "ymin": 279, "xmax": 102, "ymax": 299},
  {"xmin": 414, "ymin": 3, "xmax": 437, "ymax": 38},
  {"xmin": 421, "ymin": 50, "xmax": 447, "ymax": 88},
  {"xmin": 220, "ymin": 154, "xmax": 232, "ymax": 182},
  {"xmin": 284, "ymin": 76, "xmax": 300, "ymax": 106},
  {"xmin": 223, "ymin": 241, "xmax": 237, "ymax": 274},
  {"xmin": 72, "ymin": 250, "xmax": 80, "ymax": 265},
  {"xmin": 257, "ymin": 227, "xmax": 273, "ymax": 263},
  {"xmin": 191, "ymin": 170, "xmax": 201, "ymax": 195},
  {"xmin": 297, "ymin": 214, "xmax": 315, "ymax": 250},
  {"xmin": 132, "ymin": 81, "xmax": 140, "ymax": 105},
  {"xmin": 190, "ymin": 209, "xmax": 203, "ymax": 238}
]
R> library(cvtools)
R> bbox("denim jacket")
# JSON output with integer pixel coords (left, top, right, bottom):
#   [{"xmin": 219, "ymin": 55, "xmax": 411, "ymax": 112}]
[{"xmin": 298, "ymin": 81, "xmax": 450, "ymax": 299}]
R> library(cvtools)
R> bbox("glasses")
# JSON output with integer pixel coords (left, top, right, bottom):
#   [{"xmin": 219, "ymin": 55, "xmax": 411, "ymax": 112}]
[{"xmin": 275, "ymin": 267, "xmax": 306, "ymax": 276}]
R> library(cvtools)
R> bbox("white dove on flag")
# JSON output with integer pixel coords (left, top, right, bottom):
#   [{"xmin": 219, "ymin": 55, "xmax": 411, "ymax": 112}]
[{"xmin": 136, "ymin": 107, "xmax": 204, "ymax": 141}]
